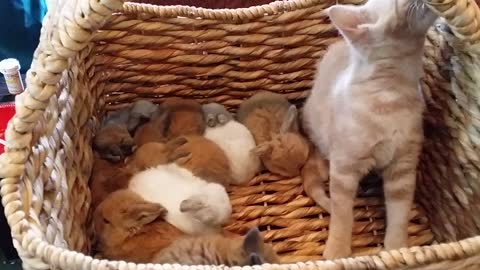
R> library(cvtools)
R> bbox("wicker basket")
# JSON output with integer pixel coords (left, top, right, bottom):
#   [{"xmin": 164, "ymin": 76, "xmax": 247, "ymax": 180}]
[{"xmin": 1, "ymin": 0, "xmax": 480, "ymax": 269}]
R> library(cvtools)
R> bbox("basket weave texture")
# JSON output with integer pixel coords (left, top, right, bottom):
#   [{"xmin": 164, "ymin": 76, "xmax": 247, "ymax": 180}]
[{"xmin": 1, "ymin": 0, "xmax": 480, "ymax": 269}]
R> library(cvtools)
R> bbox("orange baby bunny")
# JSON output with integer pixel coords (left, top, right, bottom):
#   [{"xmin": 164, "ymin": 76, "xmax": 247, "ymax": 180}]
[
  {"xmin": 90, "ymin": 155, "xmax": 133, "ymax": 211},
  {"xmin": 237, "ymin": 91, "xmax": 309, "ymax": 177},
  {"xmin": 162, "ymin": 98, "xmax": 206, "ymax": 139},
  {"xmin": 93, "ymin": 189, "xmax": 185, "ymax": 263},
  {"xmin": 134, "ymin": 99, "xmax": 206, "ymax": 146},
  {"xmin": 171, "ymin": 135, "xmax": 234, "ymax": 187},
  {"xmin": 126, "ymin": 137, "xmax": 189, "ymax": 171},
  {"xmin": 90, "ymin": 138, "xmax": 189, "ymax": 211},
  {"xmin": 133, "ymin": 108, "xmax": 170, "ymax": 147}
]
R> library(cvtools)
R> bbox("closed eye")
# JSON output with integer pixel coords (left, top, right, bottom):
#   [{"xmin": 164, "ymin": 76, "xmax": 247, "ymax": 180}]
[{"xmin": 103, "ymin": 218, "xmax": 111, "ymax": 224}]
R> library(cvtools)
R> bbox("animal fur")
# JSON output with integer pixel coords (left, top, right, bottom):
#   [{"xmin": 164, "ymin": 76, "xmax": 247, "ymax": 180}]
[
  {"xmin": 128, "ymin": 163, "xmax": 232, "ymax": 235},
  {"xmin": 152, "ymin": 227, "xmax": 281, "ymax": 266},
  {"xmin": 172, "ymin": 135, "xmax": 234, "ymax": 187},
  {"xmin": 302, "ymin": 0, "xmax": 437, "ymax": 259},
  {"xmin": 204, "ymin": 119, "xmax": 261, "ymax": 185},
  {"xmin": 93, "ymin": 189, "xmax": 184, "ymax": 263},
  {"xmin": 237, "ymin": 91, "xmax": 309, "ymax": 177}
]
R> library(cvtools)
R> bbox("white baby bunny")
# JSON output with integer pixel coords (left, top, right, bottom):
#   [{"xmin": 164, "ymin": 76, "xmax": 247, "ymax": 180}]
[
  {"xmin": 128, "ymin": 163, "xmax": 232, "ymax": 235},
  {"xmin": 202, "ymin": 103, "xmax": 261, "ymax": 185}
]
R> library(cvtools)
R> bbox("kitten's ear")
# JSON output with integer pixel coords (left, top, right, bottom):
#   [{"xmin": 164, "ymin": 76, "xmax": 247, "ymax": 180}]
[
  {"xmin": 280, "ymin": 105, "xmax": 298, "ymax": 133},
  {"xmin": 243, "ymin": 227, "xmax": 264, "ymax": 254},
  {"xmin": 326, "ymin": 5, "xmax": 370, "ymax": 42},
  {"xmin": 124, "ymin": 201, "xmax": 166, "ymax": 226}
]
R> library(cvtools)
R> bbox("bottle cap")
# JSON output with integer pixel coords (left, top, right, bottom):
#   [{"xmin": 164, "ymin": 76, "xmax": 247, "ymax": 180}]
[{"xmin": 0, "ymin": 58, "xmax": 21, "ymax": 75}]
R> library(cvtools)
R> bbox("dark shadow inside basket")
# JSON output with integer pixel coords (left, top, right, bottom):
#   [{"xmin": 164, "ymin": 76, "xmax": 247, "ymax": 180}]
[{"xmin": 82, "ymin": 1, "xmax": 472, "ymax": 264}]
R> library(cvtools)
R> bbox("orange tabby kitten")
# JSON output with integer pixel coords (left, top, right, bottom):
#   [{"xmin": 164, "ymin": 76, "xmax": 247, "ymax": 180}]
[{"xmin": 303, "ymin": 0, "xmax": 437, "ymax": 259}]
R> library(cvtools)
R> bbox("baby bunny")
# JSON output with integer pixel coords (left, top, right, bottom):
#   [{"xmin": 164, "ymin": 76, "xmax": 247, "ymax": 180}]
[
  {"xmin": 90, "ymin": 138, "xmax": 190, "ymax": 211},
  {"xmin": 93, "ymin": 109, "xmax": 135, "ymax": 163},
  {"xmin": 89, "ymin": 155, "xmax": 133, "ymax": 211},
  {"xmin": 133, "ymin": 108, "xmax": 170, "ymax": 147},
  {"xmin": 133, "ymin": 99, "xmax": 206, "ymax": 146},
  {"xmin": 127, "ymin": 137, "xmax": 189, "ymax": 171},
  {"xmin": 202, "ymin": 103, "xmax": 261, "ymax": 185},
  {"xmin": 171, "ymin": 135, "xmax": 234, "ymax": 187},
  {"xmin": 202, "ymin": 103, "xmax": 234, "ymax": 128},
  {"xmin": 128, "ymin": 163, "xmax": 232, "ymax": 235},
  {"xmin": 237, "ymin": 91, "xmax": 309, "ymax": 177},
  {"xmin": 93, "ymin": 100, "xmax": 161, "ymax": 162},
  {"xmin": 127, "ymin": 100, "xmax": 161, "ymax": 133},
  {"xmin": 162, "ymin": 98, "xmax": 206, "ymax": 139},
  {"xmin": 152, "ymin": 227, "xmax": 281, "ymax": 266},
  {"xmin": 93, "ymin": 189, "xmax": 185, "ymax": 263}
]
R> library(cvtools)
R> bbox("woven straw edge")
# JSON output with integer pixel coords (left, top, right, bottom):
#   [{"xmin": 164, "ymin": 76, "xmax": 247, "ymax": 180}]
[
  {"xmin": 1, "ymin": 0, "xmax": 480, "ymax": 269},
  {"xmin": 21, "ymin": 232, "xmax": 480, "ymax": 269},
  {"xmin": 122, "ymin": 0, "xmax": 480, "ymax": 42},
  {"xmin": 122, "ymin": 0, "xmax": 339, "ymax": 19}
]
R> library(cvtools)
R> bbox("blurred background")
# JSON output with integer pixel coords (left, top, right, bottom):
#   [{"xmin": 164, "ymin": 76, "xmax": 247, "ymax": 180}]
[{"xmin": 0, "ymin": 0, "xmax": 47, "ymax": 74}]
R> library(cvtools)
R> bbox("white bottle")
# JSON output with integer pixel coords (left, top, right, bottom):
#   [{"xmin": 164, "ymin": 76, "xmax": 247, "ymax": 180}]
[{"xmin": 0, "ymin": 58, "xmax": 24, "ymax": 95}]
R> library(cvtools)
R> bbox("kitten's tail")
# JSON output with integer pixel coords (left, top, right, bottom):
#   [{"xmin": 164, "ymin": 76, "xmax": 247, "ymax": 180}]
[{"xmin": 301, "ymin": 148, "xmax": 331, "ymax": 213}]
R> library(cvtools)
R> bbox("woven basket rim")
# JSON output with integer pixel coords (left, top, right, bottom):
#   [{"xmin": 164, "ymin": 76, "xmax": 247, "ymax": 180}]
[
  {"xmin": 20, "ymin": 230, "xmax": 480, "ymax": 269},
  {"xmin": 123, "ymin": 0, "xmax": 327, "ymax": 20},
  {"xmin": 2, "ymin": 0, "xmax": 480, "ymax": 269},
  {"xmin": 121, "ymin": 0, "xmax": 480, "ymax": 43}
]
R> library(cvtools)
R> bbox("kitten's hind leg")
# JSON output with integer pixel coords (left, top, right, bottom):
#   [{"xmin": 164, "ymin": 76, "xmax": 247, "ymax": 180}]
[
  {"xmin": 323, "ymin": 159, "xmax": 367, "ymax": 260},
  {"xmin": 382, "ymin": 155, "xmax": 417, "ymax": 251}
]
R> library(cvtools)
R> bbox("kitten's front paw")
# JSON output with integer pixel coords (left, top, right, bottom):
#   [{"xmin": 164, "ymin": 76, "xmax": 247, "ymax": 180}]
[{"xmin": 323, "ymin": 240, "xmax": 351, "ymax": 260}]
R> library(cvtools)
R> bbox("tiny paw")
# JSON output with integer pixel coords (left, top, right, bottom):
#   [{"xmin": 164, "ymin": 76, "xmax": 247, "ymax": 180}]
[
  {"xmin": 180, "ymin": 197, "xmax": 206, "ymax": 212},
  {"xmin": 216, "ymin": 113, "xmax": 229, "ymax": 125},
  {"xmin": 206, "ymin": 113, "xmax": 218, "ymax": 127}
]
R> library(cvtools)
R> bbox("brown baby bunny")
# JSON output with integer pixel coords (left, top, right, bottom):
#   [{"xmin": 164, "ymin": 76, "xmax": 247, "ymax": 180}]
[
  {"xmin": 171, "ymin": 135, "xmax": 234, "ymax": 187},
  {"xmin": 90, "ymin": 155, "xmax": 134, "ymax": 211},
  {"xmin": 133, "ymin": 99, "xmax": 205, "ymax": 146},
  {"xmin": 126, "ymin": 137, "xmax": 190, "ymax": 171},
  {"xmin": 255, "ymin": 131, "xmax": 310, "ymax": 178},
  {"xmin": 162, "ymin": 98, "xmax": 206, "ymax": 139},
  {"xmin": 93, "ymin": 122, "xmax": 135, "ymax": 163},
  {"xmin": 133, "ymin": 108, "xmax": 170, "ymax": 147},
  {"xmin": 93, "ymin": 189, "xmax": 185, "ymax": 263},
  {"xmin": 90, "ymin": 138, "xmax": 190, "ymax": 211},
  {"xmin": 237, "ymin": 91, "xmax": 309, "ymax": 177},
  {"xmin": 152, "ymin": 227, "xmax": 281, "ymax": 266}
]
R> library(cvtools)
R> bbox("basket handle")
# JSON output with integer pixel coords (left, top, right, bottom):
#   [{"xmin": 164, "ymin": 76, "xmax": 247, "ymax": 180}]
[{"xmin": 424, "ymin": 0, "xmax": 480, "ymax": 43}]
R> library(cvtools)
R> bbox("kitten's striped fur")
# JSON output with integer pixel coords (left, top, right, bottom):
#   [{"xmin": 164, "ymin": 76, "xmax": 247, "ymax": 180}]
[{"xmin": 303, "ymin": 0, "xmax": 437, "ymax": 259}]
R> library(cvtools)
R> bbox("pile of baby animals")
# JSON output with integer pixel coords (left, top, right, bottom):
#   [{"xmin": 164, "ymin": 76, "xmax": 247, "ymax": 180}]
[
  {"xmin": 89, "ymin": 0, "xmax": 438, "ymax": 265},
  {"xmin": 89, "ymin": 92, "xmax": 311, "ymax": 265}
]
